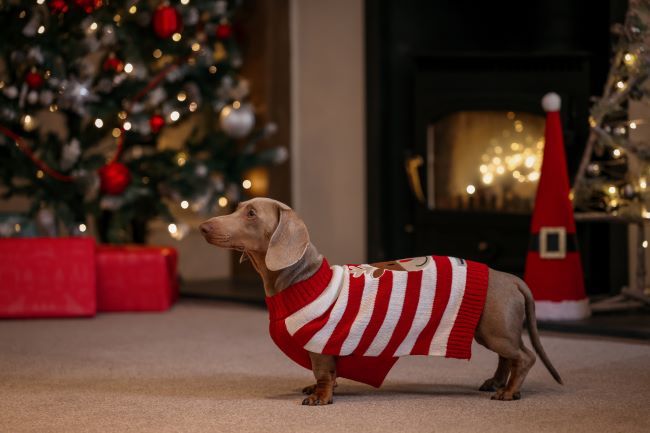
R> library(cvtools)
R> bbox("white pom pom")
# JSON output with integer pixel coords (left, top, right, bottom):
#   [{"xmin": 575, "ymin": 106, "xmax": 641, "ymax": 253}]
[{"xmin": 541, "ymin": 92, "xmax": 561, "ymax": 112}]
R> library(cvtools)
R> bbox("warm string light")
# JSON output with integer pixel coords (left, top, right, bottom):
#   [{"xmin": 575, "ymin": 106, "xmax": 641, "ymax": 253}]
[
  {"xmin": 242, "ymin": 179, "xmax": 252, "ymax": 189},
  {"xmin": 79, "ymin": 223, "xmax": 87, "ymax": 233},
  {"xmin": 218, "ymin": 196, "xmax": 228, "ymax": 208},
  {"xmin": 623, "ymin": 52, "xmax": 637, "ymax": 66},
  {"xmin": 180, "ymin": 200, "xmax": 189, "ymax": 209}
]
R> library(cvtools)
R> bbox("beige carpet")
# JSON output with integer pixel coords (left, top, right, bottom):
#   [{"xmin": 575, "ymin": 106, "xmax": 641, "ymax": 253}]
[{"xmin": 1, "ymin": 300, "xmax": 649, "ymax": 433}]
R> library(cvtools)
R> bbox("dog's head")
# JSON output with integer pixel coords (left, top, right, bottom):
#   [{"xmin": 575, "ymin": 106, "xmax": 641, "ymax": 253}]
[{"xmin": 199, "ymin": 198, "xmax": 310, "ymax": 271}]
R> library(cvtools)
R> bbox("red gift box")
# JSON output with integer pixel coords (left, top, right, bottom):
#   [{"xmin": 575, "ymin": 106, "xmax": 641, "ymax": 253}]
[
  {"xmin": 0, "ymin": 237, "xmax": 96, "ymax": 318},
  {"xmin": 96, "ymin": 245, "xmax": 178, "ymax": 312}
]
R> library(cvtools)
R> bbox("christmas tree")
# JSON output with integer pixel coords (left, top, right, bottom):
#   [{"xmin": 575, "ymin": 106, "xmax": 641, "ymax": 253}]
[
  {"xmin": 573, "ymin": 0, "xmax": 650, "ymax": 217},
  {"xmin": 0, "ymin": 0, "xmax": 286, "ymax": 243}
]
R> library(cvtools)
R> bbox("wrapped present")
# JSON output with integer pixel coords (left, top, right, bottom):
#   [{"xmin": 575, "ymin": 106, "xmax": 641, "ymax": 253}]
[
  {"xmin": 96, "ymin": 245, "xmax": 178, "ymax": 312},
  {"xmin": 0, "ymin": 237, "xmax": 96, "ymax": 318}
]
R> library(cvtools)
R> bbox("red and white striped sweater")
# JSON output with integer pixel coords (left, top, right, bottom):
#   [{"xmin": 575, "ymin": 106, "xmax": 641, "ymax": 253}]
[{"xmin": 265, "ymin": 256, "xmax": 489, "ymax": 387}]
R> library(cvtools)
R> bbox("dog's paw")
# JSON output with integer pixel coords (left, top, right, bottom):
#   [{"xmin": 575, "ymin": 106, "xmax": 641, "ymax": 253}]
[
  {"xmin": 302, "ymin": 393, "xmax": 333, "ymax": 406},
  {"xmin": 490, "ymin": 389, "xmax": 521, "ymax": 401},
  {"xmin": 479, "ymin": 378, "xmax": 505, "ymax": 392}
]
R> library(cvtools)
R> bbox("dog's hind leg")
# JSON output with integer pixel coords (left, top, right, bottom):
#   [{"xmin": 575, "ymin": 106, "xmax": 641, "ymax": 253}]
[
  {"xmin": 492, "ymin": 340, "xmax": 536, "ymax": 401},
  {"xmin": 479, "ymin": 355, "xmax": 510, "ymax": 392}
]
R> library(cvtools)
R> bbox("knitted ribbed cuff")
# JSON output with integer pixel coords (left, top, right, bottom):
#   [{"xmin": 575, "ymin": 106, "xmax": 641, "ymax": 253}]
[
  {"xmin": 445, "ymin": 261, "xmax": 489, "ymax": 359},
  {"xmin": 266, "ymin": 258, "xmax": 332, "ymax": 321}
]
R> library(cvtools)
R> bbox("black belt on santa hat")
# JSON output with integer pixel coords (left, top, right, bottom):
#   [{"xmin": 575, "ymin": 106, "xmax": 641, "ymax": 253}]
[{"xmin": 528, "ymin": 233, "xmax": 579, "ymax": 252}]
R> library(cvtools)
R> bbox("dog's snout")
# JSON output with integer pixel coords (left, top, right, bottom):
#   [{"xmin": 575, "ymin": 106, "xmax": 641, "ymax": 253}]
[{"xmin": 199, "ymin": 222, "xmax": 212, "ymax": 236}]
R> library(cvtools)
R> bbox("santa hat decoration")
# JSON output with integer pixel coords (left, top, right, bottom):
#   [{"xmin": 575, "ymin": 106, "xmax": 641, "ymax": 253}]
[{"xmin": 524, "ymin": 92, "xmax": 591, "ymax": 321}]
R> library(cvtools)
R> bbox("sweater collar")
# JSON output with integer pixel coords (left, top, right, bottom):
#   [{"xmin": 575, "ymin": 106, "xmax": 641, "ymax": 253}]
[{"xmin": 265, "ymin": 258, "xmax": 332, "ymax": 320}]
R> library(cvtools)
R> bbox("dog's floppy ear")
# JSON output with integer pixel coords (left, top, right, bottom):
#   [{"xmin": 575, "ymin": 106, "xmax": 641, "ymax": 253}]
[{"xmin": 265, "ymin": 207, "xmax": 309, "ymax": 271}]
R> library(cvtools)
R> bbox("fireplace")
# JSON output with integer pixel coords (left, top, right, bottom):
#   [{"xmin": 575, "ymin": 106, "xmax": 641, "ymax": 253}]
[{"xmin": 366, "ymin": 0, "xmax": 629, "ymax": 290}]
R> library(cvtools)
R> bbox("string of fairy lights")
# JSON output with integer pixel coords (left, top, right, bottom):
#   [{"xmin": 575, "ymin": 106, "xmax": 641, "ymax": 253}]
[{"xmin": 464, "ymin": 112, "xmax": 544, "ymax": 210}]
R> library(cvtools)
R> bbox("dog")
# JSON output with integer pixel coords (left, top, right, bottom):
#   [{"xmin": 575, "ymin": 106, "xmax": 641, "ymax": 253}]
[{"xmin": 200, "ymin": 197, "xmax": 562, "ymax": 405}]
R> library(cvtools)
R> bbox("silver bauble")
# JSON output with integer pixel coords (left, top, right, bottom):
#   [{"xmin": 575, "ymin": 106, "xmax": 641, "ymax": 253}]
[
  {"xmin": 3, "ymin": 85, "xmax": 18, "ymax": 99},
  {"xmin": 219, "ymin": 104, "xmax": 255, "ymax": 139},
  {"xmin": 621, "ymin": 183, "xmax": 636, "ymax": 199},
  {"xmin": 27, "ymin": 90, "xmax": 39, "ymax": 105},
  {"xmin": 587, "ymin": 163, "xmax": 601, "ymax": 177}
]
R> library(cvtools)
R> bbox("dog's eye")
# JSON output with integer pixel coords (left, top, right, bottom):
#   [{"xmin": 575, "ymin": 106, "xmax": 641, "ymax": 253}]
[{"xmin": 247, "ymin": 208, "xmax": 256, "ymax": 218}]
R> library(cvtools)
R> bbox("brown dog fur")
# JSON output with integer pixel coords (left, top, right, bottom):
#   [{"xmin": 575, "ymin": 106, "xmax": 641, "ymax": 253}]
[{"xmin": 200, "ymin": 198, "xmax": 562, "ymax": 405}]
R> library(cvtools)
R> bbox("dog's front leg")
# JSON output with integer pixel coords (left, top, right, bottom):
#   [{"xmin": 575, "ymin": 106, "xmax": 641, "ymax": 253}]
[{"xmin": 302, "ymin": 352, "xmax": 336, "ymax": 406}]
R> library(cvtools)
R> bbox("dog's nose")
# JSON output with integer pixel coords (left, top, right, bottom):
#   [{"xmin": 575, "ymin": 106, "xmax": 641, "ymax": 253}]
[{"xmin": 199, "ymin": 222, "xmax": 212, "ymax": 236}]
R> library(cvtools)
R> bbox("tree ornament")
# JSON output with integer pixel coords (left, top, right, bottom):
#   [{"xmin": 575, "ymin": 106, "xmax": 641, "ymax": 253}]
[
  {"xmin": 621, "ymin": 183, "xmax": 636, "ymax": 199},
  {"xmin": 215, "ymin": 23, "xmax": 232, "ymax": 39},
  {"xmin": 149, "ymin": 114, "xmax": 165, "ymax": 134},
  {"xmin": 27, "ymin": 91, "xmax": 39, "ymax": 105},
  {"xmin": 58, "ymin": 76, "xmax": 99, "ymax": 116},
  {"xmin": 48, "ymin": 0, "xmax": 69, "ymax": 14},
  {"xmin": 3, "ymin": 86, "xmax": 18, "ymax": 99},
  {"xmin": 214, "ymin": 0, "xmax": 228, "ymax": 15},
  {"xmin": 152, "ymin": 5, "xmax": 183, "ymax": 39},
  {"xmin": 25, "ymin": 71, "xmax": 44, "ymax": 89},
  {"xmin": 74, "ymin": 0, "xmax": 103, "ymax": 14},
  {"xmin": 99, "ymin": 162, "xmax": 131, "ymax": 195},
  {"xmin": 219, "ymin": 103, "xmax": 255, "ymax": 138},
  {"xmin": 103, "ymin": 54, "xmax": 124, "ymax": 73},
  {"xmin": 60, "ymin": 139, "xmax": 81, "ymax": 171},
  {"xmin": 586, "ymin": 163, "xmax": 601, "ymax": 177}
]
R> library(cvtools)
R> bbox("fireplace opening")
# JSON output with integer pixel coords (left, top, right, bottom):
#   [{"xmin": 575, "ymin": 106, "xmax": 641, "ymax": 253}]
[{"xmin": 428, "ymin": 111, "xmax": 545, "ymax": 214}]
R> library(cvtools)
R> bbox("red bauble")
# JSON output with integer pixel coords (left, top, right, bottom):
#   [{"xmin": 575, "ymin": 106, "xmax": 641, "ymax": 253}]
[
  {"xmin": 25, "ymin": 71, "xmax": 44, "ymax": 89},
  {"xmin": 149, "ymin": 114, "xmax": 165, "ymax": 134},
  {"xmin": 74, "ymin": 0, "xmax": 103, "ymax": 13},
  {"xmin": 215, "ymin": 23, "xmax": 233, "ymax": 39},
  {"xmin": 152, "ymin": 5, "xmax": 183, "ymax": 39},
  {"xmin": 48, "ymin": 0, "xmax": 69, "ymax": 14},
  {"xmin": 103, "ymin": 55, "xmax": 124, "ymax": 73},
  {"xmin": 99, "ymin": 162, "xmax": 131, "ymax": 195}
]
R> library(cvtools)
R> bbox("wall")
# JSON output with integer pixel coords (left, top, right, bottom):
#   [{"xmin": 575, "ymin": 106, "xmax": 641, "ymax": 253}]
[{"xmin": 290, "ymin": 0, "xmax": 366, "ymax": 264}]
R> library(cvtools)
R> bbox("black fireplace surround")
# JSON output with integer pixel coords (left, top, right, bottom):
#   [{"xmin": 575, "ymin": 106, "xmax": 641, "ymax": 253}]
[{"xmin": 366, "ymin": 0, "xmax": 629, "ymax": 294}]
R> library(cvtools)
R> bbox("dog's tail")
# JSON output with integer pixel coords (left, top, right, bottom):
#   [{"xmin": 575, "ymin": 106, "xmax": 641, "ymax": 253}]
[{"xmin": 515, "ymin": 279, "xmax": 563, "ymax": 385}]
